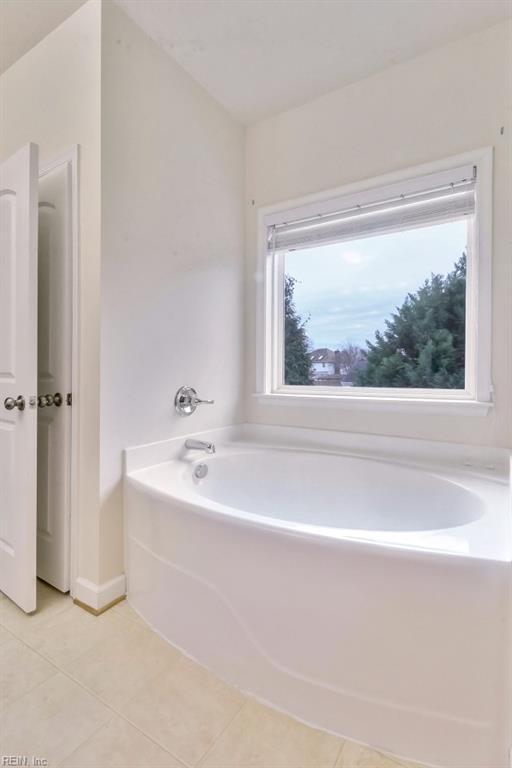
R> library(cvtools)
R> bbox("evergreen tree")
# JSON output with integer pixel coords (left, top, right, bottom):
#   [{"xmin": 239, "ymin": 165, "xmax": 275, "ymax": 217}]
[
  {"xmin": 357, "ymin": 254, "xmax": 466, "ymax": 388},
  {"xmin": 284, "ymin": 275, "xmax": 313, "ymax": 385}
]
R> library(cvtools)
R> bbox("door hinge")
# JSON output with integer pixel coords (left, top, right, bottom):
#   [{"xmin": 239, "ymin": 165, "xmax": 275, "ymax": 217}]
[{"xmin": 66, "ymin": 393, "xmax": 72, "ymax": 406}]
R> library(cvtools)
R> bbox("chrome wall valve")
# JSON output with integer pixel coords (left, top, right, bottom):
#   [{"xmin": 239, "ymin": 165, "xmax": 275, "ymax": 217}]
[{"xmin": 175, "ymin": 386, "xmax": 214, "ymax": 416}]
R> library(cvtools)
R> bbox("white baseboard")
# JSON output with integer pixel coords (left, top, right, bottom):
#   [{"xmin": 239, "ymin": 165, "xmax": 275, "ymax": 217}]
[{"xmin": 73, "ymin": 574, "xmax": 126, "ymax": 611}]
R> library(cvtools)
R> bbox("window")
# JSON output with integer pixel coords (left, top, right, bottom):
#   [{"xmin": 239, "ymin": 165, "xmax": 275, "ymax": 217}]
[{"xmin": 257, "ymin": 151, "xmax": 492, "ymax": 413}]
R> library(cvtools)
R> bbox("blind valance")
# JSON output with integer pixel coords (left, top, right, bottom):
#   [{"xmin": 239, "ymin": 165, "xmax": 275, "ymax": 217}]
[{"xmin": 268, "ymin": 169, "xmax": 475, "ymax": 252}]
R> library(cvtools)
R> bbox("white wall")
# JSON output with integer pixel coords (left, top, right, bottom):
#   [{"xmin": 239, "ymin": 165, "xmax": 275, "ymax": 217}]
[
  {"xmin": 99, "ymin": 1, "xmax": 245, "ymax": 581},
  {"xmin": 0, "ymin": 0, "xmax": 103, "ymax": 583},
  {"xmin": 245, "ymin": 20, "xmax": 512, "ymax": 448}
]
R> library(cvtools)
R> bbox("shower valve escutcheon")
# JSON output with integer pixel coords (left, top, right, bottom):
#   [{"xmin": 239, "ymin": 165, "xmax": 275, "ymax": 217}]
[{"xmin": 175, "ymin": 386, "xmax": 214, "ymax": 416}]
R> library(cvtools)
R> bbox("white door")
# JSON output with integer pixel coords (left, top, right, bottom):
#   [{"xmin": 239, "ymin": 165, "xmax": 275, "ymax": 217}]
[
  {"xmin": 37, "ymin": 162, "xmax": 72, "ymax": 592},
  {"xmin": 0, "ymin": 143, "xmax": 39, "ymax": 613}
]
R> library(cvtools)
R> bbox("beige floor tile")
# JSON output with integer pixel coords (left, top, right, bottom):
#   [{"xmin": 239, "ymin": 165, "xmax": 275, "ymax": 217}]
[
  {"xmin": 1, "ymin": 588, "xmax": 426, "ymax": 768},
  {"xmin": 112, "ymin": 600, "xmax": 145, "ymax": 626},
  {"xmin": 26, "ymin": 603, "xmax": 123, "ymax": 667},
  {"xmin": 64, "ymin": 616, "xmax": 182, "ymax": 708},
  {"xmin": 61, "ymin": 715, "xmax": 184, "ymax": 768},
  {"xmin": 0, "ymin": 672, "xmax": 111, "ymax": 768},
  {"xmin": 336, "ymin": 740, "xmax": 420, "ymax": 768},
  {"xmin": 119, "ymin": 655, "xmax": 245, "ymax": 766},
  {"xmin": 0, "ymin": 636, "xmax": 57, "ymax": 712},
  {"xmin": 0, "ymin": 580, "xmax": 71, "ymax": 640},
  {"xmin": 201, "ymin": 699, "xmax": 343, "ymax": 768}
]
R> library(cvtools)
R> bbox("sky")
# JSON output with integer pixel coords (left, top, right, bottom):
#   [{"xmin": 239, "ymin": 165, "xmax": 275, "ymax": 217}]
[{"xmin": 285, "ymin": 219, "xmax": 468, "ymax": 350}]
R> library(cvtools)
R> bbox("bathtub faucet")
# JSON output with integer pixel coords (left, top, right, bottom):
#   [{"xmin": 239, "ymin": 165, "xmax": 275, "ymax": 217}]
[{"xmin": 184, "ymin": 439, "xmax": 216, "ymax": 454}]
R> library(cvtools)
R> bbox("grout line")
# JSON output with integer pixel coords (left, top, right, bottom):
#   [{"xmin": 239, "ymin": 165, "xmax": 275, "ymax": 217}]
[
  {"xmin": 111, "ymin": 602, "xmax": 145, "ymax": 625},
  {"xmin": 58, "ymin": 649, "xmax": 189, "ymax": 766},
  {"xmin": 333, "ymin": 739, "xmax": 345, "ymax": 768},
  {"xmin": 3, "ymin": 612, "xmax": 121, "ymax": 669},
  {"xmin": 3, "ymin": 681, "xmax": 110, "ymax": 768},
  {"xmin": 109, "ymin": 606, "xmax": 153, "ymax": 631},
  {"xmin": 195, "ymin": 697, "xmax": 247, "ymax": 767},
  {"xmin": 0, "ymin": 601, "xmax": 77, "ymax": 646},
  {"xmin": 0, "ymin": 623, "xmax": 16, "ymax": 644},
  {"xmin": 0, "ymin": 665, "xmax": 61, "ymax": 710},
  {"xmin": 109, "ymin": 714, "xmax": 191, "ymax": 768},
  {"xmin": 0, "ymin": 633, "xmax": 63, "ymax": 706},
  {"xmin": 55, "ymin": 712, "xmax": 117, "ymax": 768},
  {"xmin": 63, "ymin": 661, "xmax": 189, "ymax": 766}
]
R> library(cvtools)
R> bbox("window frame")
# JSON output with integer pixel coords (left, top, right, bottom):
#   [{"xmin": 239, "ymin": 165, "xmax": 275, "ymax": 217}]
[{"xmin": 255, "ymin": 148, "xmax": 493, "ymax": 416}]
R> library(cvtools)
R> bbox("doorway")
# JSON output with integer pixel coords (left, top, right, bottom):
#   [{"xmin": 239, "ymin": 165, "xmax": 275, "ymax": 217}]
[{"xmin": 36, "ymin": 152, "xmax": 77, "ymax": 593}]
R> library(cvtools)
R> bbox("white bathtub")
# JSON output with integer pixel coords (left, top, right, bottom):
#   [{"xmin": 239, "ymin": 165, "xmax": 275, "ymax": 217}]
[{"xmin": 124, "ymin": 425, "xmax": 512, "ymax": 768}]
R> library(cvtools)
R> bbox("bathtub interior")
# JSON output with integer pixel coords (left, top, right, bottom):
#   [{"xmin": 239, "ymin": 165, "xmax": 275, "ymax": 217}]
[
  {"xmin": 125, "ymin": 425, "xmax": 511, "ymax": 562},
  {"xmin": 183, "ymin": 448, "xmax": 486, "ymax": 531}
]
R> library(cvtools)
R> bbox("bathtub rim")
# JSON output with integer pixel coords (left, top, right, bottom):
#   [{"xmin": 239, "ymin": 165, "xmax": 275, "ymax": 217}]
[{"xmin": 125, "ymin": 423, "xmax": 512, "ymax": 481}]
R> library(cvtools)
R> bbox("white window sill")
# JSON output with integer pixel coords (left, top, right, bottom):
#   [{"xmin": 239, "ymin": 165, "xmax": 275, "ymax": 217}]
[{"xmin": 253, "ymin": 392, "xmax": 493, "ymax": 417}]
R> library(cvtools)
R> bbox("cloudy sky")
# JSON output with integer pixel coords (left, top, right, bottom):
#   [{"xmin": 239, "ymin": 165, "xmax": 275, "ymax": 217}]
[{"xmin": 285, "ymin": 219, "xmax": 468, "ymax": 350}]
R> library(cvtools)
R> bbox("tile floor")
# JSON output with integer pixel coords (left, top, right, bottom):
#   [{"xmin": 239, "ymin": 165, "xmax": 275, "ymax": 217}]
[{"xmin": 0, "ymin": 580, "xmax": 423, "ymax": 768}]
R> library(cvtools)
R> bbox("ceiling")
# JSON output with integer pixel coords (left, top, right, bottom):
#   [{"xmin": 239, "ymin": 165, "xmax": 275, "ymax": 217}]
[
  {"xmin": 2, "ymin": 0, "xmax": 510, "ymax": 124},
  {"xmin": 0, "ymin": 0, "xmax": 86, "ymax": 73}
]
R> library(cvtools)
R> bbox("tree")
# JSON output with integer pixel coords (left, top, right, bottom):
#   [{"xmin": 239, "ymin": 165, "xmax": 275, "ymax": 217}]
[
  {"xmin": 357, "ymin": 254, "xmax": 466, "ymax": 388},
  {"xmin": 337, "ymin": 343, "xmax": 367, "ymax": 377},
  {"xmin": 284, "ymin": 275, "xmax": 313, "ymax": 385}
]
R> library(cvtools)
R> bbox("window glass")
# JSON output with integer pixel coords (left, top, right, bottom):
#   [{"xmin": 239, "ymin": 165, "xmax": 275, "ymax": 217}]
[{"xmin": 283, "ymin": 219, "xmax": 469, "ymax": 388}]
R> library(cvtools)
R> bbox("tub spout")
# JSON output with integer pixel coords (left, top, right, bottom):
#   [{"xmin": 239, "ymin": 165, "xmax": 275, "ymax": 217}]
[{"xmin": 185, "ymin": 439, "xmax": 216, "ymax": 454}]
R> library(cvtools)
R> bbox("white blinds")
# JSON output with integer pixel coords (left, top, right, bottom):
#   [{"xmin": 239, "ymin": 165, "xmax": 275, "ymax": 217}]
[{"xmin": 268, "ymin": 172, "xmax": 475, "ymax": 253}]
